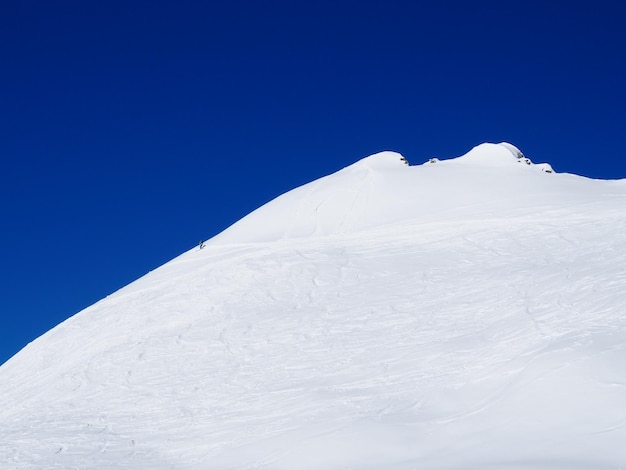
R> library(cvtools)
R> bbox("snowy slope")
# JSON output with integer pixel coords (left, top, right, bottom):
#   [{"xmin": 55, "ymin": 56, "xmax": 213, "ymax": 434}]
[
  {"xmin": 2, "ymin": 143, "xmax": 626, "ymax": 469},
  {"xmin": 209, "ymin": 143, "xmax": 594, "ymax": 244}
]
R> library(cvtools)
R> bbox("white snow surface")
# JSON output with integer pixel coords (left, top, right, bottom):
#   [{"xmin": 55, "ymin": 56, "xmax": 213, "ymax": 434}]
[{"xmin": 2, "ymin": 142, "xmax": 626, "ymax": 469}]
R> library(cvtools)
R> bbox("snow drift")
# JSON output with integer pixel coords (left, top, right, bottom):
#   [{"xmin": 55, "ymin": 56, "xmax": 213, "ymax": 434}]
[{"xmin": 1, "ymin": 142, "xmax": 626, "ymax": 469}]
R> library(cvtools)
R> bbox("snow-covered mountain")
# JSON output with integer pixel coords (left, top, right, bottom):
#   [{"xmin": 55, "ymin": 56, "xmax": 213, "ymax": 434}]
[{"xmin": 2, "ymin": 143, "xmax": 626, "ymax": 469}]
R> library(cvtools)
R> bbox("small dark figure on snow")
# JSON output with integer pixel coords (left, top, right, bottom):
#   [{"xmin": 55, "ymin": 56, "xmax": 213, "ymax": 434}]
[{"xmin": 199, "ymin": 240, "xmax": 205, "ymax": 249}]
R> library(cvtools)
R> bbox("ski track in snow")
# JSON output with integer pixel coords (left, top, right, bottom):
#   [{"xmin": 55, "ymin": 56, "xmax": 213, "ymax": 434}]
[
  {"xmin": 3, "ymin": 210, "xmax": 626, "ymax": 469},
  {"xmin": 2, "ymin": 145, "xmax": 626, "ymax": 469}
]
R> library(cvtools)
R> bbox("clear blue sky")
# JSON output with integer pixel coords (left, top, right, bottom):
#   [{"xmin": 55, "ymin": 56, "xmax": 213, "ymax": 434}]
[{"xmin": 1, "ymin": 0, "xmax": 625, "ymax": 365}]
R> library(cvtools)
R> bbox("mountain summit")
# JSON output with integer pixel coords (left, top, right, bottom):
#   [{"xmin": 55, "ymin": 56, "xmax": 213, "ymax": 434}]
[
  {"xmin": 211, "ymin": 142, "xmax": 566, "ymax": 244},
  {"xmin": 2, "ymin": 143, "xmax": 626, "ymax": 469},
  {"xmin": 456, "ymin": 142, "xmax": 553, "ymax": 172}
]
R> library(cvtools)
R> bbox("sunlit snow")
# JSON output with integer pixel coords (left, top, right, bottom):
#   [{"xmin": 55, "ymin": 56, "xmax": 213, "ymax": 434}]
[{"xmin": 1, "ymin": 142, "xmax": 626, "ymax": 469}]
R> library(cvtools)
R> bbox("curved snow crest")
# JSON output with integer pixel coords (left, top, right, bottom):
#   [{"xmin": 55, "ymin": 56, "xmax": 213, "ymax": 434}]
[
  {"xmin": 453, "ymin": 142, "xmax": 554, "ymax": 173},
  {"xmin": 208, "ymin": 143, "xmax": 604, "ymax": 245},
  {"xmin": 209, "ymin": 151, "xmax": 412, "ymax": 244},
  {"xmin": 349, "ymin": 150, "xmax": 409, "ymax": 170},
  {"xmin": 458, "ymin": 142, "xmax": 524, "ymax": 164}
]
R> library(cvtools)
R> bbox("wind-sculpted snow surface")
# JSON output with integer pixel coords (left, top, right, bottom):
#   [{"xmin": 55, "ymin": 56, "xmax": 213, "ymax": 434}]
[
  {"xmin": 210, "ymin": 143, "xmax": 566, "ymax": 244},
  {"xmin": 2, "ymin": 143, "xmax": 626, "ymax": 469}
]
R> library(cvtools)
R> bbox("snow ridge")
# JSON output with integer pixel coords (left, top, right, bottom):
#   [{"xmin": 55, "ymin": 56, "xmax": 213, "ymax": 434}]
[
  {"xmin": 209, "ymin": 142, "xmax": 568, "ymax": 244},
  {"xmin": 1, "ymin": 143, "xmax": 626, "ymax": 469}
]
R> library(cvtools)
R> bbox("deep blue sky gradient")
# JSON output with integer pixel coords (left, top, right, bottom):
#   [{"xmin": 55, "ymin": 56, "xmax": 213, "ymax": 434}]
[{"xmin": 1, "ymin": 0, "xmax": 625, "ymax": 365}]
